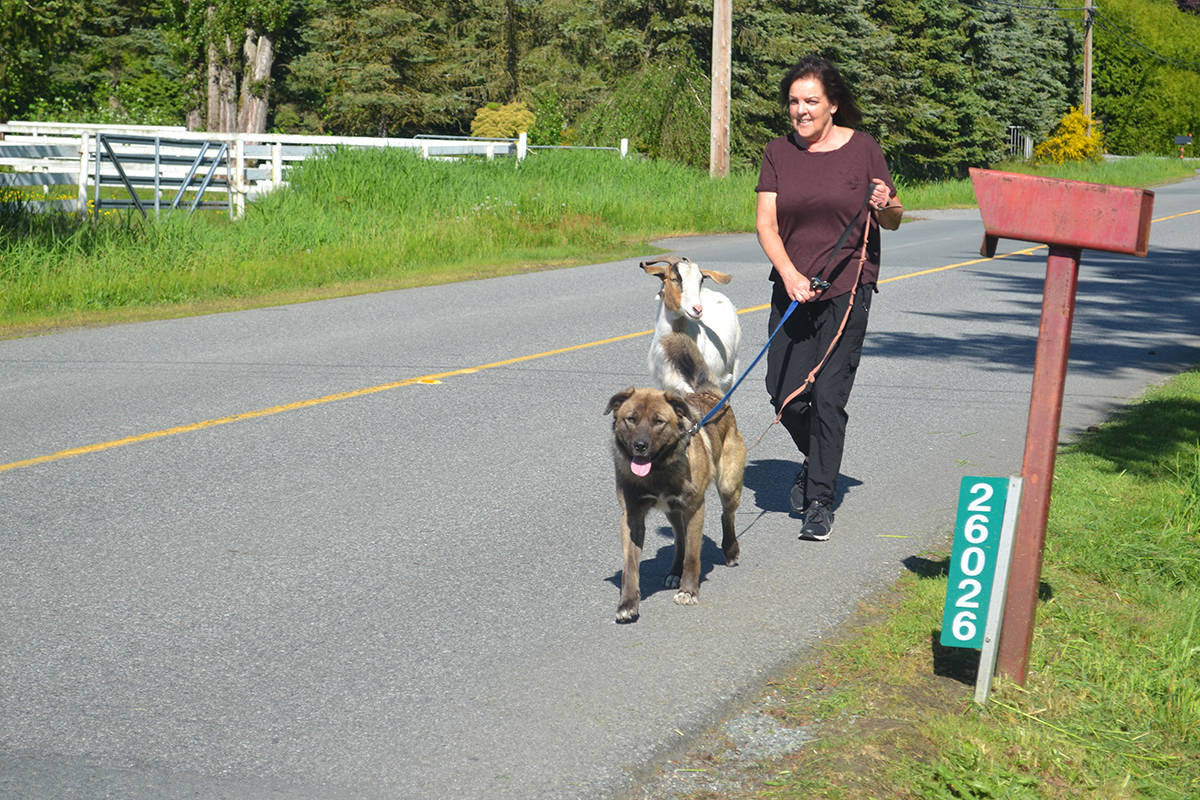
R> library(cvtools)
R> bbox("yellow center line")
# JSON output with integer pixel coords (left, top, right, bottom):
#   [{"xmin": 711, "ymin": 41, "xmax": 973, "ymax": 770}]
[
  {"xmin": 0, "ymin": 330, "xmax": 654, "ymax": 473},
  {"xmin": 3, "ymin": 208, "xmax": 1193, "ymax": 473},
  {"xmin": 737, "ymin": 243, "xmax": 1044, "ymax": 314}
]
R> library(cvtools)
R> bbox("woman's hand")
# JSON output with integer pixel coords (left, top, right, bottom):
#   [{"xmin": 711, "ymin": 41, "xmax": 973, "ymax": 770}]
[
  {"xmin": 783, "ymin": 269, "xmax": 822, "ymax": 303},
  {"xmin": 870, "ymin": 177, "xmax": 903, "ymax": 230},
  {"xmin": 869, "ymin": 178, "xmax": 891, "ymax": 210}
]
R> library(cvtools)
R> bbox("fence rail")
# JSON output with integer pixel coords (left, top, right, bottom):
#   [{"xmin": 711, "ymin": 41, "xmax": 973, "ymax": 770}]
[
  {"xmin": 1007, "ymin": 125, "xmax": 1034, "ymax": 160},
  {"xmin": 0, "ymin": 122, "xmax": 630, "ymax": 217}
]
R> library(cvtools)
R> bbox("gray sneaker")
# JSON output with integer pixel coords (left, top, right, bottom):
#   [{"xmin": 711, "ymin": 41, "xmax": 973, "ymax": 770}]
[
  {"xmin": 799, "ymin": 500, "xmax": 833, "ymax": 541},
  {"xmin": 789, "ymin": 464, "xmax": 808, "ymax": 515}
]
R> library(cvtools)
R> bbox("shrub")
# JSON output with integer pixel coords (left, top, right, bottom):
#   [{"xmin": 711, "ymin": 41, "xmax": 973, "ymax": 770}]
[
  {"xmin": 573, "ymin": 60, "xmax": 709, "ymax": 169},
  {"xmin": 1034, "ymin": 106, "xmax": 1105, "ymax": 164},
  {"xmin": 469, "ymin": 101, "xmax": 535, "ymax": 138},
  {"xmin": 527, "ymin": 91, "xmax": 567, "ymax": 146}
]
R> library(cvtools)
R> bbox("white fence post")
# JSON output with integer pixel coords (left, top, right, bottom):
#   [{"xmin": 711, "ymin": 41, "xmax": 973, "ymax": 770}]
[
  {"xmin": 234, "ymin": 136, "xmax": 246, "ymax": 218},
  {"xmin": 517, "ymin": 132, "xmax": 527, "ymax": 162},
  {"xmin": 620, "ymin": 138, "xmax": 629, "ymax": 158},
  {"xmin": 76, "ymin": 132, "xmax": 90, "ymax": 215}
]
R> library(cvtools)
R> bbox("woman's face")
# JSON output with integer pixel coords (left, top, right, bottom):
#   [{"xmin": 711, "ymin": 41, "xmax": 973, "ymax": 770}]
[{"xmin": 787, "ymin": 76, "xmax": 837, "ymax": 144}]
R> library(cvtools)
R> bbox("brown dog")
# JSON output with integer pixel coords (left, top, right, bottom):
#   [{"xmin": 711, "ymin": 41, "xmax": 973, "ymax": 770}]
[{"xmin": 605, "ymin": 333, "xmax": 745, "ymax": 623}]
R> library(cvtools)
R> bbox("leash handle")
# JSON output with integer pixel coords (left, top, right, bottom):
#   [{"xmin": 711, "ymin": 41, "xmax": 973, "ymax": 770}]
[
  {"xmin": 747, "ymin": 209, "xmax": 873, "ymax": 449},
  {"xmin": 690, "ymin": 182, "xmax": 876, "ymax": 436},
  {"xmin": 772, "ymin": 210, "xmax": 873, "ymax": 418}
]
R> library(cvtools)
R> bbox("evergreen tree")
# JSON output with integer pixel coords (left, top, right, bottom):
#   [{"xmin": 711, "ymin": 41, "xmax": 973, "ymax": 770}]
[
  {"xmin": 962, "ymin": 3, "xmax": 1078, "ymax": 153},
  {"xmin": 868, "ymin": 0, "xmax": 995, "ymax": 180},
  {"xmin": 287, "ymin": 0, "xmax": 441, "ymax": 136},
  {"xmin": 9, "ymin": 0, "xmax": 1194, "ymax": 173},
  {"xmin": 164, "ymin": 0, "xmax": 303, "ymax": 133},
  {"xmin": 0, "ymin": 0, "xmax": 87, "ymax": 120}
]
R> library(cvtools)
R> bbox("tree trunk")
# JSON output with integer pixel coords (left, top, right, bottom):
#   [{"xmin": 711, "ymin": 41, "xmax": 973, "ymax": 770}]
[
  {"xmin": 206, "ymin": 39, "xmax": 221, "ymax": 131},
  {"xmin": 217, "ymin": 32, "xmax": 238, "ymax": 132},
  {"xmin": 237, "ymin": 28, "xmax": 256, "ymax": 132},
  {"xmin": 504, "ymin": 0, "xmax": 518, "ymax": 101},
  {"xmin": 237, "ymin": 28, "xmax": 275, "ymax": 134}
]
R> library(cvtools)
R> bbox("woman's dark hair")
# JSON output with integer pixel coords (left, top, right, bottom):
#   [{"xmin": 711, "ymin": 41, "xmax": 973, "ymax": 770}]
[{"xmin": 778, "ymin": 55, "xmax": 862, "ymax": 127}]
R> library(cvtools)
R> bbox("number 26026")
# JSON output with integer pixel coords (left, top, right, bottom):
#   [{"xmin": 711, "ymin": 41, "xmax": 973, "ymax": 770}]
[{"xmin": 949, "ymin": 482, "xmax": 996, "ymax": 642}]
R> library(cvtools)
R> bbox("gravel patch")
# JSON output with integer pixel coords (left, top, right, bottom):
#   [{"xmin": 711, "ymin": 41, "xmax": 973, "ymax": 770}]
[{"xmin": 630, "ymin": 694, "xmax": 818, "ymax": 799}]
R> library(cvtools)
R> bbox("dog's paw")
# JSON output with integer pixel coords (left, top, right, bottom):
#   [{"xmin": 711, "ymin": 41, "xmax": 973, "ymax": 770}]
[
  {"xmin": 616, "ymin": 602, "xmax": 640, "ymax": 623},
  {"xmin": 664, "ymin": 574, "xmax": 681, "ymax": 589},
  {"xmin": 673, "ymin": 590, "xmax": 698, "ymax": 606}
]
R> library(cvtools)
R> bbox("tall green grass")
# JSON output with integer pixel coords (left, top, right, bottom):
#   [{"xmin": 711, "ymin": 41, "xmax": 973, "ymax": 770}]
[
  {"xmin": 0, "ymin": 148, "xmax": 757, "ymax": 330},
  {"xmin": 687, "ymin": 369, "xmax": 1200, "ymax": 799},
  {"xmin": 1, "ymin": 148, "xmax": 1193, "ymax": 334},
  {"xmin": 896, "ymin": 155, "xmax": 1198, "ymax": 210}
]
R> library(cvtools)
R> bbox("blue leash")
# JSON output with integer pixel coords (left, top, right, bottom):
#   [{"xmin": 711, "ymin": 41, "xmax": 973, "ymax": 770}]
[{"xmin": 687, "ymin": 299, "xmax": 797, "ymax": 435}]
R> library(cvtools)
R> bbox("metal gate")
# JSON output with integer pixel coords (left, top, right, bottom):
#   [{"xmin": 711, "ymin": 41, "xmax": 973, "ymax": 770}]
[{"xmin": 93, "ymin": 133, "xmax": 233, "ymax": 218}]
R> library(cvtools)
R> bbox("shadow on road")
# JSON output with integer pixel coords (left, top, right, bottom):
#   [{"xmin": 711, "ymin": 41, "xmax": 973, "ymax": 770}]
[
  {"xmin": 743, "ymin": 457, "xmax": 863, "ymax": 514},
  {"xmin": 603, "ymin": 526, "xmax": 735, "ymax": 599},
  {"xmin": 867, "ymin": 246, "xmax": 1200, "ymax": 379}
]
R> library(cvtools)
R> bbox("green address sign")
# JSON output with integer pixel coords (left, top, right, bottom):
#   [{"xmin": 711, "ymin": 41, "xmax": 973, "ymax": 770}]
[{"xmin": 940, "ymin": 476, "xmax": 1011, "ymax": 650}]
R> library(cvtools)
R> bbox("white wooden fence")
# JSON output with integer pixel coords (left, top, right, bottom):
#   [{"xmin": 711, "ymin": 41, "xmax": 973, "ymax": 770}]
[{"xmin": 0, "ymin": 121, "xmax": 630, "ymax": 217}]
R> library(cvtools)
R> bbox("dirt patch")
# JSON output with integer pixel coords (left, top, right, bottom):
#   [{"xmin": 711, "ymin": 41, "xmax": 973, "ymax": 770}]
[{"xmin": 628, "ymin": 577, "xmax": 980, "ymax": 799}]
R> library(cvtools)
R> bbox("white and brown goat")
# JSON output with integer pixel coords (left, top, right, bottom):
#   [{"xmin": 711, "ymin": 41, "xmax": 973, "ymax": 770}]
[{"xmin": 640, "ymin": 257, "xmax": 741, "ymax": 396}]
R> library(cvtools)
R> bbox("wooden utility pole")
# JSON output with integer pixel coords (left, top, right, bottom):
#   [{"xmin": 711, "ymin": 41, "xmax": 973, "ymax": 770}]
[
  {"xmin": 709, "ymin": 0, "xmax": 731, "ymax": 178},
  {"xmin": 1083, "ymin": 0, "xmax": 1094, "ymax": 127}
]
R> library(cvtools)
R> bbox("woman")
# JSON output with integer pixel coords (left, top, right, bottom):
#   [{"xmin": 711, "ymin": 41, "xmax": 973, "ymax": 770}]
[{"xmin": 755, "ymin": 54, "xmax": 902, "ymax": 542}]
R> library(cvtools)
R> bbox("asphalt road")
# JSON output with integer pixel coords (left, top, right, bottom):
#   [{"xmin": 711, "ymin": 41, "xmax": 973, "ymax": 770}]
[{"xmin": 2, "ymin": 175, "xmax": 1198, "ymax": 799}]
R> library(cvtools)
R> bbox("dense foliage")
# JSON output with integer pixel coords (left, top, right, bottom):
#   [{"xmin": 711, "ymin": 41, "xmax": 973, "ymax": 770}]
[
  {"xmin": 1034, "ymin": 107, "xmax": 1105, "ymax": 163},
  {"xmin": 1092, "ymin": 0, "xmax": 1200, "ymax": 154},
  {"xmin": 2, "ymin": 0, "xmax": 1198, "ymax": 177}
]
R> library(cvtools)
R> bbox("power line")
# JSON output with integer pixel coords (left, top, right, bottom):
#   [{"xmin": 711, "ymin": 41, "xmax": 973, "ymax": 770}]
[
  {"xmin": 963, "ymin": 0, "xmax": 1200, "ymax": 74},
  {"xmin": 960, "ymin": 0, "xmax": 1084, "ymax": 25},
  {"xmin": 1091, "ymin": 12, "xmax": 1200, "ymax": 73}
]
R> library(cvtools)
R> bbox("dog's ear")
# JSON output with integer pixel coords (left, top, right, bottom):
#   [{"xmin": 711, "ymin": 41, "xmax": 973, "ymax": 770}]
[
  {"xmin": 663, "ymin": 392, "xmax": 698, "ymax": 425},
  {"xmin": 605, "ymin": 388, "xmax": 635, "ymax": 416},
  {"xmin": 700, "ymin": 269, "xmax": 732, "ymax": 285}
]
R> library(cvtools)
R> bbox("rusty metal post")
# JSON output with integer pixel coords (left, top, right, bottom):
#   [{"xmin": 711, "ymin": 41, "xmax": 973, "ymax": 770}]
[
  {"xmin": 995, "ymin": 245, "xmax": 1080, "ymax": 683},
  {"xmin": 969, "ymin": 168, "xmax": 1154, "ymax": 686}
]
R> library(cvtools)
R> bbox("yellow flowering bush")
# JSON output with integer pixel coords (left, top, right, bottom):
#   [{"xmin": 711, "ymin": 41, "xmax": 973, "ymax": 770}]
[
  {"xmin": 469, "ymin": 101, "xmax": 536, "ymax": 138},
  {"xmin": 1034, "ymin": 106, "xmax": 1105, "ymax": 164}
]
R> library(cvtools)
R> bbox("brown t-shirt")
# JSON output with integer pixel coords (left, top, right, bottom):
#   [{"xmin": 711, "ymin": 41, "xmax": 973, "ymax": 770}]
[{"xmin": 755, "ymin": 130, "xmax": 896, "ymax": 297}]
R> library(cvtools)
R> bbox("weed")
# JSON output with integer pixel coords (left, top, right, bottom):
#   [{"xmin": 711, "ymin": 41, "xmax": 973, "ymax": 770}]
[
  {"xmin": 642, "ymin": 367, "xmax": 1200, "ymax": 799},
  {"xmin": 1, "ymin": 150, "xmax": 1193, "ymax": 336}
]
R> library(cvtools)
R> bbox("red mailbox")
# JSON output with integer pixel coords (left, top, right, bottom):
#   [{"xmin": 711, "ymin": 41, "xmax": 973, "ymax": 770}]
[{"xmin": 969, "ymin": 168, "xmax": 1155, "ymax": 685}]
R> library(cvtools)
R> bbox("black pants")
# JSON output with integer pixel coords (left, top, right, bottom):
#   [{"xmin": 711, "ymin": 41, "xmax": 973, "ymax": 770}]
[{"xmin": 764, "ymin": 280, "xmax": 873, "ymax": 507}]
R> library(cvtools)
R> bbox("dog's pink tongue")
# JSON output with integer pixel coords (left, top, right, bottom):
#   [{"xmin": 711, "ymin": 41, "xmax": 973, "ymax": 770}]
[{"xmin": 631, "ymin": 458, "xmax": 652, "ymax": 477}]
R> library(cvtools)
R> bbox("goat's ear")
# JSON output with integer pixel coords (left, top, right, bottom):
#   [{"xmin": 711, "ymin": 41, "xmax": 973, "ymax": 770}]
[
  {"xmin": 701, "ymin": 269, "xmax": 733, "ymax": 285},
  {"xmin": 605, "ymin": 388, "xmax": 635, "ymax": 416},
  {"xmin": 640, "ymin": 261, "xmax": 669, "ymax": 280}
]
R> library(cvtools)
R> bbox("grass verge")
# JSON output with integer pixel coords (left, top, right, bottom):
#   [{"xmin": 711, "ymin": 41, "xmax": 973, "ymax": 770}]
[
  {"xmin": 642, "ymin": 368, "xmax": 1200, "ymax": 799},
  {"xmin": 2, "ymin": 151, "xmax": 1194, "ymax": 338}
]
